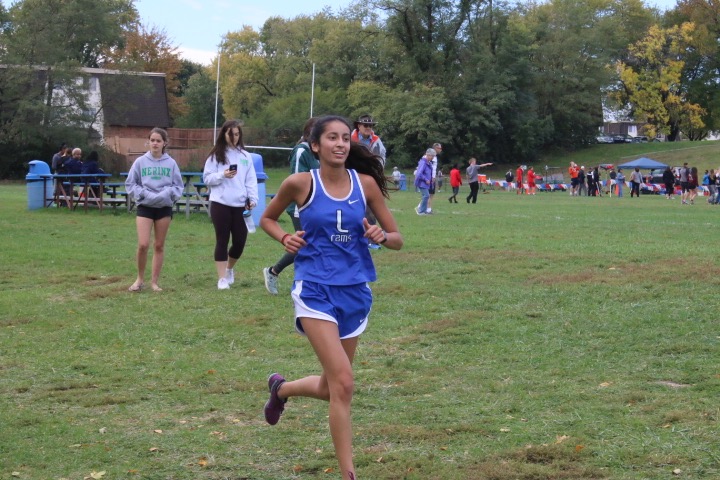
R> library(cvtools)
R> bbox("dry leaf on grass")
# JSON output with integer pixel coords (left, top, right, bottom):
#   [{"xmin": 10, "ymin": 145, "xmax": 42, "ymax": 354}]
[
  {"xmin": 85, "ymin": 472, "xmax": 106, "ymax": 480},
  {"xmin": 293, "ymin": 464, "xmax": 303, "ymax": 473}
]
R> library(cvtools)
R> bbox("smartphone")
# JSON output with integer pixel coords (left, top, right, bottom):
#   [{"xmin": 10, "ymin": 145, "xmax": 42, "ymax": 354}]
[{"xmin": 229, "ymin": 164, "xmax": 237, "ymax": 172}]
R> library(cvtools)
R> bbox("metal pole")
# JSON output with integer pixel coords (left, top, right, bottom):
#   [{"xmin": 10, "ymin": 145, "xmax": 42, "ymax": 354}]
[
  {"xmin": 214, "ymin": 45, "xmax": 222, "ymax": 144},
  {"xmin": 310, "ymin": 63, "xmax": 315, "ymax": 118}
]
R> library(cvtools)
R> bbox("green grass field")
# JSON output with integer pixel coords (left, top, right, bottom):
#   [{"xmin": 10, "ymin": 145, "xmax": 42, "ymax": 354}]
[{"xmin": 1, "ymin": 169, "xmax": 718, "ymax": 479}]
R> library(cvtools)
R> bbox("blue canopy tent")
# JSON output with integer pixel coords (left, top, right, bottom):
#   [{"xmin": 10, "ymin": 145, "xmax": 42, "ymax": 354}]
[
  {"xmin": 618, "ymin": 157, "xmax": 670, "ymax": 195},
  {"xmin": 617, "ymin": 157, "xmax": 668, "ymax": 170}
]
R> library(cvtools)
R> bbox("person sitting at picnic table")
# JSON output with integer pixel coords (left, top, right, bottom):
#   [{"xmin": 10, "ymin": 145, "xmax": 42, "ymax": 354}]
[
  {"xmin": 51, "ymin": 143, "xmax": 71, "ymax": 174},
  {"xmin": 63, "ymin": 148, "xmax": 83, "ymax": 174},
  {"xmin": 81, "ymin": 150, "xmax": 104, "ymax": 197}
]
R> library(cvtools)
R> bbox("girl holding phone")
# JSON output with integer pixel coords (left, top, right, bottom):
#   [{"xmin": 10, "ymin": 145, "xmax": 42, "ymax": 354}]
[{"xmin": 202, "ymin": 120, "xmax": 259, "ymax": 289}]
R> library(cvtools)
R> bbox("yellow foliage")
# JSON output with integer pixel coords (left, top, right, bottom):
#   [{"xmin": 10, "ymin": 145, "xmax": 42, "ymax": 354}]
[{"xmin": 615, "ymin": 22, "xmax": 705, "ymax": 137}]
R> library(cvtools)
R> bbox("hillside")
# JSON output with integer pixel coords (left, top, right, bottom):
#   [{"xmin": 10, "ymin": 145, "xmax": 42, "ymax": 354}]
[{"xmin": 478, "ymin": 140, "xmax": 720, "ymax": 180}]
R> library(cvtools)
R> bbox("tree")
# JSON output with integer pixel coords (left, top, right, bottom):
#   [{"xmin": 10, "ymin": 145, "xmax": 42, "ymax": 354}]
[
  {"xmin": 177, "ymin": 59, "xmax": 205, "ymax": 97},
  {"xmin": 520, "ymin": 0, "xmax": 654, "ymax": 148},
  {"xmin": 3, "ymin": 0, "xmax": 137, "ymax": 67},
  {"xmin": 668, "ymin": 0, "xmax": 720, "ymax": 139},
  {"xmin": 0, "ymin": 0, "xmax": 138, "ymax": 177},
  {"xmin": 219, "ymin": 26, "xmax": 274, "ymax": 120},
  {"xmin": 379, "ymin": 0, "xmax": 475, "ymax": 79},
  {"xmin": 174, "ymin": 69, "xmax": 221, "ymax": 128},
  {"xmin": 614, "ymin": 22, "xmax": 705, "ymax": 141}
]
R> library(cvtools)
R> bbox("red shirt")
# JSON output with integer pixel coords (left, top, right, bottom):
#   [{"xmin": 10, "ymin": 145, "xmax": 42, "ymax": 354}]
[
  {"xmin": 516, "ymin": 167, "xmax": 523, "ymax": 182},
  {"xmin": 569, "ymin": 166, "xmax": 579, "ymax": 179},
  {"xmin": 450, "ymin": 168, "xmax": 462, "ymax": 187},
  {"xmin": 527, "ymin": 170, "xmax": 535, "ymax": 185}
]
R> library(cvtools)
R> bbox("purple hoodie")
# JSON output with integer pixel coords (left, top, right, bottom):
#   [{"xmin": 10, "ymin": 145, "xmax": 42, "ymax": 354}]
[{"xmin": 414, "ymin": 157, "xmax": 433, "ymax": 188}]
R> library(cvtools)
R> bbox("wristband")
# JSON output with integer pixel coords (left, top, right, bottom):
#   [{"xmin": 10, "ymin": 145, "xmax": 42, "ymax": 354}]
[
  {"xmin": 280, "ymin": 233, "xmax": 291, "ymax": 246},
  {"xmin": 380, "ymin": 231, "xmax": 388, "ymax": 244}
]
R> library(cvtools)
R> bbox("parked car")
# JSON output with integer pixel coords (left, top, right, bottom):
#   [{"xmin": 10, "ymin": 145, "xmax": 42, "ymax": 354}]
[
  {"xmin": 631, "ymin": 136, "xmax": 649, "ymax": 143},
  {"xmin": 596, "ymin": 135, "xmax": 614, "ymax": 144},
  {"xmin": 612, "ymin": 134, "xmax": 633, "ymax": 143},
  {"xmin": 646, "ymin": 169, "xmax": 665, "ymax": 184}
]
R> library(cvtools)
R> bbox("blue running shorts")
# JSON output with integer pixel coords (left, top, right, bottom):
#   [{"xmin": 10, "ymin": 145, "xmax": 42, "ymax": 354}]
[{"xmin": 291, "ymin": 280, "xmax": 372, "ymax": 339}]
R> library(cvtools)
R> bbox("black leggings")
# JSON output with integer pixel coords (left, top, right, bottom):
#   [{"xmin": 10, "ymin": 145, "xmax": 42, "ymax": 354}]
[{"xmin": 210, "ymin": 201, "xmax": 248, "ymax": 261}]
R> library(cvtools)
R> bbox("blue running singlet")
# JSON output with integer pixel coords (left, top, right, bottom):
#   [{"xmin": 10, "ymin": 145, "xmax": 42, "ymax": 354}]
[{"xmin": 294, "ymin": 169, "xmax": 377, "ymax": 285}]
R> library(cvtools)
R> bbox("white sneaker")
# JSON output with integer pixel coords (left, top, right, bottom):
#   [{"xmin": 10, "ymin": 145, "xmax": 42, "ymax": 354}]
[
  {"xmin": 218, "ymin": 278, "xmax": 230, "ymax": 290},
  {"xmin": 263, "ymin": 267, "xmax": 279, "ymax": 295},
  {"xmin": 225, "ymin": 268, "xmax": 234, "ymax": 285}
]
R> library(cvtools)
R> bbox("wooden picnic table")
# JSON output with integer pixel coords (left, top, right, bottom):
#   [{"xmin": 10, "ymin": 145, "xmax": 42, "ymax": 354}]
[{"xmin": 51, "ymin": 173, "xmax": 112, "ymax": 211}]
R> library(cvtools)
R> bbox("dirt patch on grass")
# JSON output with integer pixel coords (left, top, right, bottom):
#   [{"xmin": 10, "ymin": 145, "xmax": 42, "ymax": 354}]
[
  {"xmin": 460, "ymin": 442, "xmax": 608, "ymax": 479},
  {"xmin": 418, "ymin": 317, "xmax": 462, "ymax": 334},
  {"xmin": 655, "ymin": 380, "xmax": 692, "ymax": 389},
  {"xmin": 0, "ymin": 316, "xmax": 33, "ymax": 327},
  {"xmin": 530, "ymin": 258, "xmax": 712, "ymax": 287},
  {"xmin": 82, "ymin": 275, "xmax": 124, "ymax": 286}
]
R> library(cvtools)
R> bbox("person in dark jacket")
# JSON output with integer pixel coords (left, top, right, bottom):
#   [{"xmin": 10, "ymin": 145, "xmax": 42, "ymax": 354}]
[
  {"xmin": 578, "ymin": 166, "xmax": 587, "ymax": 196},
  {"xmin": 63, "ymin": 148, "xmax": 83, "ymax": 174},
  {"xmin": 662, "ymin": 166, "xmax": 676, "ymax": 200},
  {"xmin": 593, "ymin": 167, "xmax": 603, "ymax": 196},
  {"xmin": 81, "ymin": 151, "xmax": 104, "ymax": 197}
]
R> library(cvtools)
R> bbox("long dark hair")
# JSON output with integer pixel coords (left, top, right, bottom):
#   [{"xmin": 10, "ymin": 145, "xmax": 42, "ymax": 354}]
[
  {"xmin": 208, "ymin": 120, "xmax": 244, "ymax": 165},
  {"xmin": 309, "ymin": 115, "xmax": 389, "ymax": 198},
  {"xmin": 299, "ymin": 117, "xmax": 317, "ymax": 144}
]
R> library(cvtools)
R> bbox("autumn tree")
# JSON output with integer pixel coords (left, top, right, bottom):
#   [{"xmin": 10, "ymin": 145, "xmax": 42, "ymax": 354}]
[
  {"xmin": 614, "ymin": 22, "xmax": 705, "ymax": 141},
  {"xmin": 668, "ymin": 0, "xmax": 720, "ymax": 139}
]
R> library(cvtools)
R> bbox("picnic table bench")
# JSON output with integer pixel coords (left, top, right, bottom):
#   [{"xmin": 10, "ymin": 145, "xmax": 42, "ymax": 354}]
[{"xmin": 50, "ymin": 173, "xmax": 112, "ymax": 211}]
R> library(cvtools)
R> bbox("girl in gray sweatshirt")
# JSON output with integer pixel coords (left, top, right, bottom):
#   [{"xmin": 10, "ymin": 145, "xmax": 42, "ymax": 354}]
[{"xmin": 125, "ymin": 128, "xmax": 184, "ymax": 293}]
